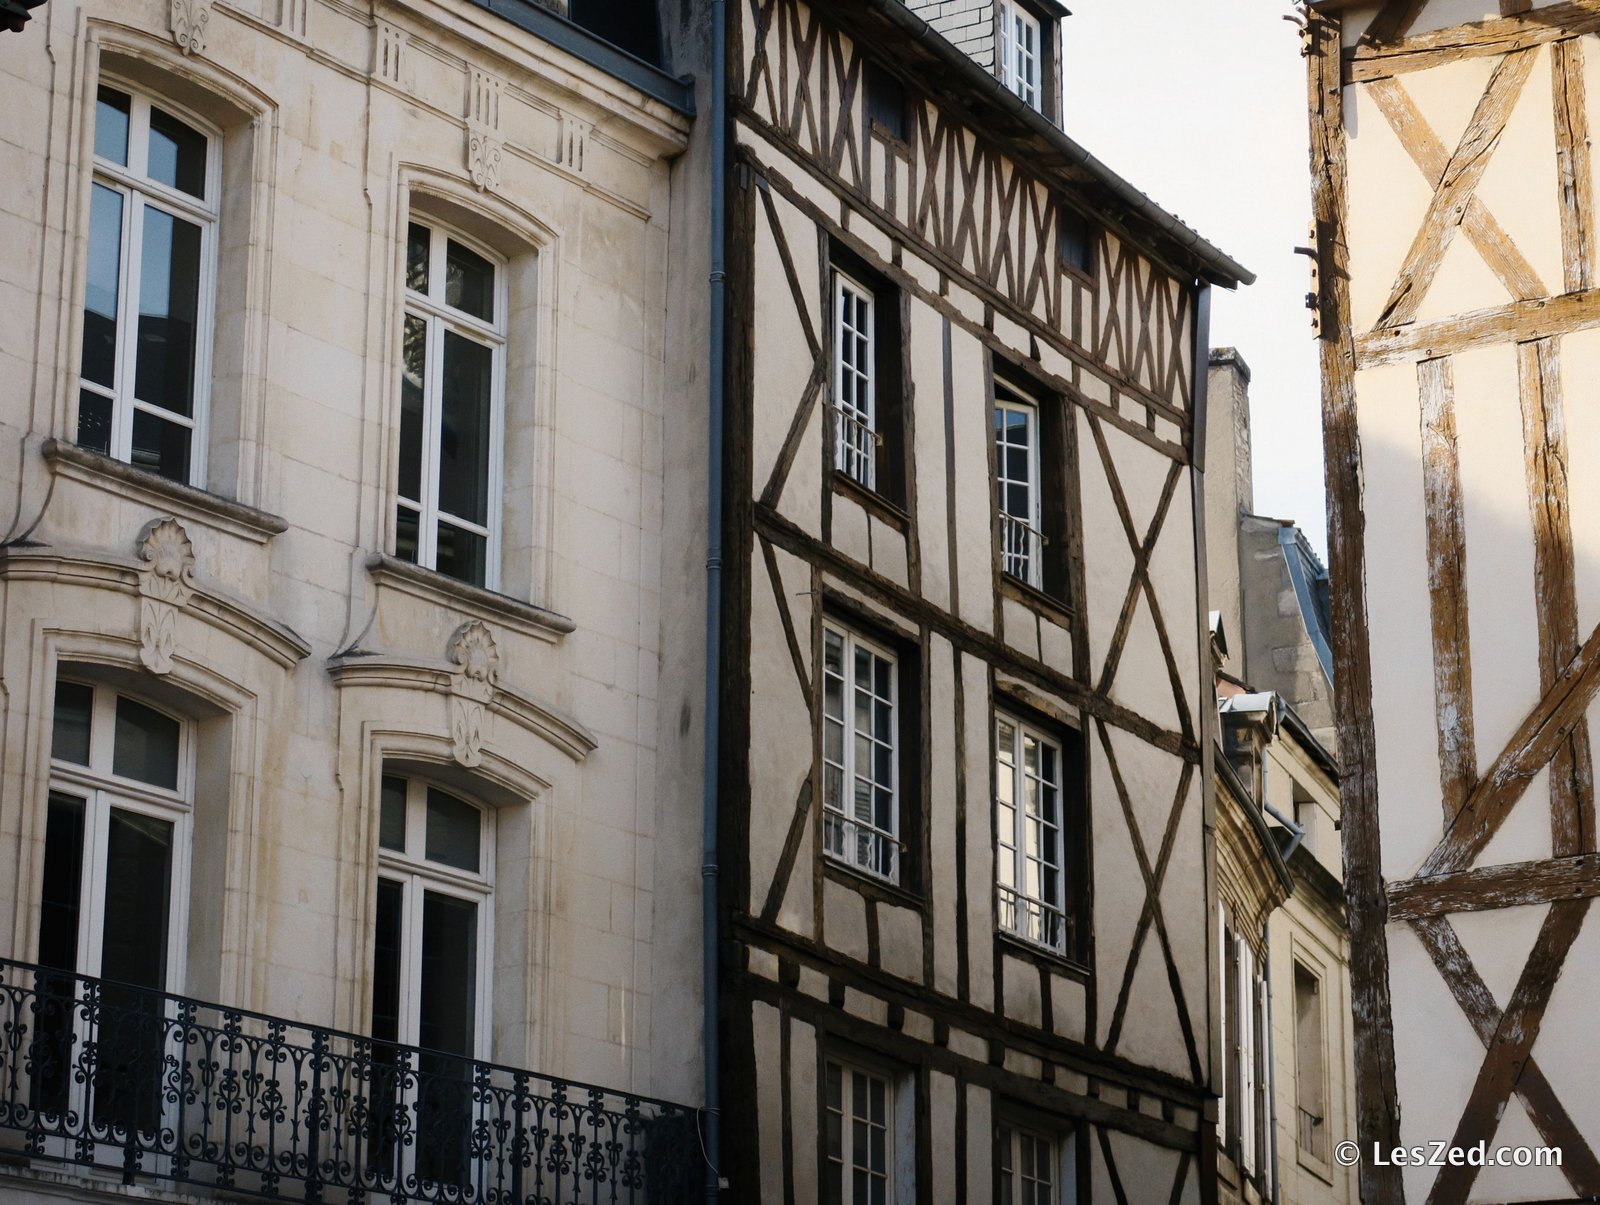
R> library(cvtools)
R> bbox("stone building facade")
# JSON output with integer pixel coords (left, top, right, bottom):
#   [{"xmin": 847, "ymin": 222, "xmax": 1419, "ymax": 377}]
[
  {"xmin": 0, "ymin": 0, "xmax": 707, "ymax": 1198},
  {"xmin": 1205, "ymin": 350, "xmax": 1356, "ymax": 1205}
]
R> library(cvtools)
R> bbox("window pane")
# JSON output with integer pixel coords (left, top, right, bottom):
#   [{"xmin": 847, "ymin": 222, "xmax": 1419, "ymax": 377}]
[
  {"xmin": 371, "ymin": 878, "xmax": 404, "ymax": 1043},
  {"xmin": 425, "ymin": 787, "xmax": 480, "ymax": 872},
  {"xmin": 419, "ymin": 892, "xmax": 477, "ymax": 1057},
  {"xmin": 407, "ymin": 222, "xmax": 431, "ymax": 294},
  {"xmin": 395, "ymin": 506, "xmax": 420, "ymax": 565},
  {"xmin": 399, "ymin": 314, "xmax": 426, "ymax": 502},
  {"xmin": 77, "ymin": 391, "xmax": 112, "ymax": 456},
  {"xmin": 99, "ymin": 809, "xmax": 173, "ymax": 990},
  {"xmin": 445, "ymin": 239, "xmax": 495, "ymax": 323},
  {"xmin": 51, "ymin": 681, "xmax": 93, "ymax": 765},
  {"xmin": 437, "ymin": 330, "xmax": 492, "ymax": 526},
  {"xmin": 39, "ymin": 794, "xmax": 86, "ymax": 972},
  {"xmin": 134, "ymin": 207, "xmax": 202, "ymax": 419},
  {"xmin": 95, "ymin": 88, "xmax": 130, "ymax": 165},
  {"xmin": 147, "ymin": 106, "xmax": 207, "ymax": 199},
  {"xmin": 130, "ymin": 406, "xmax": 192, "ymax": 483},
  {"xmin": 379, "ymin": 776, "xmax": 407, "ymax": 852},
  {"xmin": 112, "ymin": 695, "xmax": 180, "ymax": 789},
  {"xmin": 435, "ymin": 521, "xmax": 487, "ymax": 588},
  {"xmin": 82, "ymin": 184, "xmax": 123, "ymax": 389}
]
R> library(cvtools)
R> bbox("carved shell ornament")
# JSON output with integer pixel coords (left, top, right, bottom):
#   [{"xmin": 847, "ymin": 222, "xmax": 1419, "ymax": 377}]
[
  {"xmin": 448, "ymin": 620, "xmax": 501, "ymax": 689},
  {"xmin": 137, "ymin": 517, "xmax": 197, "ymax": 605},
  {"xmin": 136, "ymin": 517, "xmax": 196, "ymax": 674}
]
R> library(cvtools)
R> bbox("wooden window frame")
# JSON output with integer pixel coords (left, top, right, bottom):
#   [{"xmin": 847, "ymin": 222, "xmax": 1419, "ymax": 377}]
[
  {"xmin": 992, "ymin": 373, "xmax": 1077, "ymax": 613},
  {"xmin": 828, "ymin": 245, "xmax": 907, "ymax": 509},
  {"xmin": 821, "ymin": 621, "xmax": 903, "ymax": 886}
]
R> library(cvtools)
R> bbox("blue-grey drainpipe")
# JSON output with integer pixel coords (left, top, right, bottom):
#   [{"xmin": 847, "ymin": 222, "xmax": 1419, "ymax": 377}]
[{"xmin": 702, "ymin": 0, "xmax": 727, "ymax": 1197}]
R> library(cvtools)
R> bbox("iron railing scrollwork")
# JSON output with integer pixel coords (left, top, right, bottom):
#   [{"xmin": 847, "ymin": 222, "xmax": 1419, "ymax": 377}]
[
  {"xmin": 0, "ymin": 958, "xmax": 699, "ymax": 1203},
  {"xmin": 997, "ymin": 511, "xmax": 1046, "ymax": 590}
]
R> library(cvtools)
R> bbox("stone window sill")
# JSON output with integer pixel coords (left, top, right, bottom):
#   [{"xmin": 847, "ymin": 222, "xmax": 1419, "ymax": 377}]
[{"xmin": 365, "ymin": 553, "xmax": 575, "ymax": 644}]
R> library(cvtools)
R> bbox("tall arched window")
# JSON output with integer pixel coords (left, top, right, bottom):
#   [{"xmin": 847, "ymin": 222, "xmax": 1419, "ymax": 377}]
[
  {"xmin": 37, "ymin": 679, "xmax": 193, "ymax": 1132},
  {"xmin": 79, "ymin": 86, "xmax": 218, "ymax": 486},
  {"xmin": 396, "ymin": 221, "xmax": 507, "ymax": 589}
]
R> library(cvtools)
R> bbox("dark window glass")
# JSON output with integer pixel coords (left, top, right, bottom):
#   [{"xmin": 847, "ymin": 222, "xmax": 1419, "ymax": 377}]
[
  {"xmin": 130, "ymin": 407, "xmax": 192, "ymax": 483},
  {"xmin": 399, "ymin": 314, "xmax": 426, "ymax": 502},
  {"xmin": 568, "ymin": 0, "xmax": 662, "ymax": 66},
  {"xmin": 395, "ymin": 507, "xmax": 420, "ymax": 565},
  {"xmin": 147, "ymin": 106, "xmax": 207, "ymax": 199},
  {"xmin": 445, "ymin": 239, "xmax": 495, "ymax": 323},
  {"xmin": 34, "ymin": 794, "xmax": 85, "ymax": 1116},
  {"xmin": 94, "ymin": 809, "xmax": 173, "ymax": 1133},
  {"xmin": 416, "ymin": 892, "xmax": 477, "ymax": 1185},
  {"xmin": 866, "ymin": 64, "xmax": 907, "ymax": 141},
  {"xmin": 434, "ymin": 523, "xmax": 487, "ymax": 588},
  {"xmin": 380, "ymin": 776, "xmax": 407, "ymax": 852},
  {"xmin": 112, "ymin": 695, "xmax": 180, "ymax": 790},
  {"xmin": 1060, "ymin": 208, "xmax": 1093, "ymax": 275},
  {"xmin": 134, "ymin": 208, "xmax": 202, "ymax": 418},
  {"xmin": 77, "ymin": 391, "xmax": 112, "ymax": 456},
  {"xmin": 95, "ymin": 88, "xmax": 130, "ymax": 166},
  {"xmin": 438, "ymin": 331, "xmax": 492, "ymax": 526},
  {"xmin": 407, "ymin": 222, "xmax": 431, "ymax": 294},
  {"xmin": 51, "ymin": 681, "xmax": 93, "ymax": 765},
  {"xmin": 82, "ymin": 184, "xmax": 123, "ymax": 389},
  {"xmin": 371, "ymin": 878, "xmax": 404, "ymax": 1044},
  {"xmin": 425, "ymin": 788, "xmax": 480, "ymax": 872},
  {"xmin": 38, "ymin": 794, "xmax": 85, "ymax": 972}
]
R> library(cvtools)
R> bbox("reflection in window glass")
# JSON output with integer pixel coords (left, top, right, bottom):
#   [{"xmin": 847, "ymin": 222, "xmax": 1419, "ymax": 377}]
[
  {"xmin": 426, "ymin": 788, "xmax": 480, "ymax": 872},
  {"xmin": 112, "ymin": 695, "xmax": 180, "ymax": 790},
  {"xmin": 95, "ymin": 88, "xmax": 130, "ymax": 166},
  {"xmin": 51, "ymin": 682, "xmax": 94, "ymax": 765}
]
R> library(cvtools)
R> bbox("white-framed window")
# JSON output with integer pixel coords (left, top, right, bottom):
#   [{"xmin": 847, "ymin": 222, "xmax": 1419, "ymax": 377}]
[
  {"xmin": 995, "ymin": 713, "xmax": 1068, "ymax": 954},
  {"xmin": 398, "ymin": 220, "xmax": 507, "ymax": 590},
  {"xmin": 370, "ymin": 774, "xmax": 493, "ymax": 1186},
  {"xmin": 998, "ymin": 1, "xmax": 1043, "ymax": 111},
  {"xmin": 822, "ymin": 623, "xmax": 900, "ymax": 884},
  {"xmin": 1218, "ymin": 907, "xmax": 1270, "ymax": 1182},
  {"xmin": 825, "ymin": 1060, "xmax": 893, "ymax": 1205},
  {"xmin": 37, "ymin": 679, "xmax": 194, "ymax": 1132},
  {"xmin": 995, "ymin": 384, "xmax": 1043, "ymax": 589},
  {"xmin": 79, "ymin": 85, "xmax": 218, "ymax": 486},
  {"xmin": 832, "ymin": 269, "xmax": 877, "ymax": 490},
  {"xmin": 998, "ymin": 1122, "xmax": 1076, "ymax": 1205}
]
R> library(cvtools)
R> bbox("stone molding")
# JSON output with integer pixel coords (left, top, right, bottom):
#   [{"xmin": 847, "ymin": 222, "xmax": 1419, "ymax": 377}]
[{"xmin": 364, "ymin": 553, "xmax": 574, "ymax": 644}]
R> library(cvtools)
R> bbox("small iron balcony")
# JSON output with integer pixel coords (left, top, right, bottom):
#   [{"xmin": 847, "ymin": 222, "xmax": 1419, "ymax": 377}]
[{"xmin": 0, "ymin": 958, "xmax": 699, "ymax": 1203}]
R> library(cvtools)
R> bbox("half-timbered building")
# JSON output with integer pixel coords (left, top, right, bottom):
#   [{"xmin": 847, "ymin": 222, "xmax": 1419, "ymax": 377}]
[
  {"xmin": 717, "ymin": 1, "xmax": 1252, "ymax": 1199},
  {"xmin": 1307, "ymin": 2, "xmax": 1600, "ymax": 1201}
]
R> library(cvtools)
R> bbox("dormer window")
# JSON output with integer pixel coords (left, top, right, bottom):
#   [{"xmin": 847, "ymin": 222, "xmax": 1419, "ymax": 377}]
[{"xmin": 999, "ymin": 1, "xmax": 1044, "ymax": 111}]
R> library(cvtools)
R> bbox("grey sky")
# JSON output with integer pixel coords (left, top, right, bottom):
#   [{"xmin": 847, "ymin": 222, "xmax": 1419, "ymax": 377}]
[{"xmin": 1062, "ymin": 0, "xmax": 1327, "ymax": 556}]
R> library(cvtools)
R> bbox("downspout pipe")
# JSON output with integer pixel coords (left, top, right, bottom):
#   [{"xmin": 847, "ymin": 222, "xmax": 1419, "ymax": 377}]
[
  {"xmin": 702, "ymin": 0, "xmax": 727, "ymax": 1197},
  {"xmin": 1263, "ymin": 922, "xmax": 1282, "ymax": 1205},
  {"xmin": 1263, "ymin": 800, "xmax": 1305, "ymax": 865}
]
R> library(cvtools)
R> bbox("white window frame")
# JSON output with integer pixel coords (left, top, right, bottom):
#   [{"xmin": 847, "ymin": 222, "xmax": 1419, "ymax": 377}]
[
  {"xmin": 994, "ymin": 713, "xmax": 1069, "ymax": 955},
  {"xmin": 998, "ymin": 1121, "xmax": 1077, "ymax": 1205},
  {"xmin": 82, "ymin": 85, "xmax": 220, "ymax": 489},
  {"xmin": 373, "ymin": 776, "xmax": 495, "ymax": 1061},
  {"xmin": 398, "ymin": 221, "xmax": 508, "ymax": 590},
  {"xmin": 822, "ymin": 622, "xmax": 901, "ymax": 884},
  {"xmin": 832, "ymin": 269, "xmax": 878, "ymax": 490},
  {"xmin": 824, "ymin": 1059, "xmax": 895, "ymax": 1205},
  {"xmin": 46, "ymin": 682, "xmax": 195, "ymax": 993},
  {"xmin": 998, "ymin": 1, "xmax": 1044, "ymax": 112},
  {"xmin": 995, "ymin": 385, "xmax": 1044, "ymax": 590}
]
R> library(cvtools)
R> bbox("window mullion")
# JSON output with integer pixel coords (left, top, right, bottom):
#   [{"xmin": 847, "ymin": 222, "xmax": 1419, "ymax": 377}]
[
  {"xmin": 400, "ymin": 874, "xmax": 423, "ymax": 1048},
  {"xmin": 111, "ymin": 189, "xmax": 140, "ymax": 462},
  {"xmin": 80, "ymin": 790, "xmax": 110, "ymax": 980},
  {"xmin": 421, "ymin": 315, "xmax": 445, "ymax": 571}
]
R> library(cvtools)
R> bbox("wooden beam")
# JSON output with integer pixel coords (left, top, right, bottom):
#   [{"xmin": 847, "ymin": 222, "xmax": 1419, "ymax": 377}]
[
  {"xmin": 1410, "ymin": 916, "xmax": 1600, "ymax": 1195},
  {"xmin": 1391, "ymin": 853, "xmax": 1600, "ymax": 918},
  {"xmin": 1551, "ymin": 38, "xmax": 1596, "ymax": 293},
  {"xmin": 1362, "ymin": 0, "xmax": 1429, "ymax": 44},
  {"xmin": 1519, "ymin": 339, "xmax": 1595, "ymax": 857},
  {"xmin": 1308, "ymin": 12, "xmax": 1406, "ymax": 1201},
  {"xmin": 1419, "ymin": 356, "xmax": 1477, "ymax": 826},
  {"xmin": 1373, "ymin": 48, "xmax": 1537, "ymax": 330},
  {"xmin": 1421, "ymin": 613, "xmax": 1600, "ymax": 877},
  {"xmin": 1357, "ymin": 287, "xmax": 1600, "ymax": 368},
  {"xmin": 1347, "ymin": 2, "xmax": 1600, "ymax": 83},
  {"xmin": 1428, "ymin": 899, "xmax": 1590, "ymax": 1202},
  {"xmin": 1365, "ymin": 77, "xmax": 1546, "ymax": 301}
]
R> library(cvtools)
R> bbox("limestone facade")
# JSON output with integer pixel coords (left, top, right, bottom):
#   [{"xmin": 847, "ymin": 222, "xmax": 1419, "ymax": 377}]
[{"xmin": 0, "ymin": 0, "xmax": 704, "ymax": 1196}]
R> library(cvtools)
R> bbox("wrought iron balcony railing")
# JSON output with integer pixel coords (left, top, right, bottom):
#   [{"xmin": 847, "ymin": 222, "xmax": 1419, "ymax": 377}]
[
  {"xmin": 997, "ymin": 511, "xmax": 1046, "ymax": 590},
  {"xmin": 0, "ymin": 958, "xmax": 699, "ymax": 1203}
]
